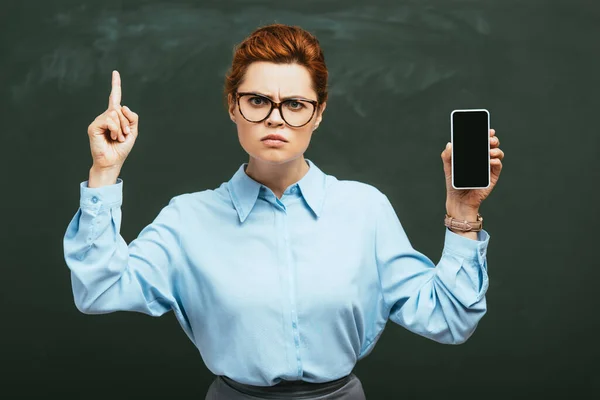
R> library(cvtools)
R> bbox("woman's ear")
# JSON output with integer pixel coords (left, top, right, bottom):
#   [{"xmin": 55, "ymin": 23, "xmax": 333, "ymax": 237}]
[
  {"xmin": 314, "ymin": 102, "xmax": 326, "ymax": 129},
  {"xmin": 227, "ymin": 93, "xmax": 236, "ymax": 123}
]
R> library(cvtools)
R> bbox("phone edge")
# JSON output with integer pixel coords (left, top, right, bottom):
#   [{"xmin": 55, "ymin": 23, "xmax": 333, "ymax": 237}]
[{"xmin": 450, "ymin": 109, "xmax": 491, "ymax": 190}]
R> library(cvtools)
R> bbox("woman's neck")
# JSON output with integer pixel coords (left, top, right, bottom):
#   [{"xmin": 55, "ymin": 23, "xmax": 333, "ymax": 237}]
[{"xmin": 245, "ymin": 156, "xmax": 310, "ymax": 199}]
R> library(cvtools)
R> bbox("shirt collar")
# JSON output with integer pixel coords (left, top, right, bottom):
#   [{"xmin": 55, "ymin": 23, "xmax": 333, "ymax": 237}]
[{"xmin": 227, "ymin": 158, "xmax": 327, "ymax": 223}]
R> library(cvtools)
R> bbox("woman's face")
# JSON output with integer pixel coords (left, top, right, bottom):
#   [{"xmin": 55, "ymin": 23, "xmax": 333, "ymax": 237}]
[{"xmin": 228, "ymin": 61, "xmax": 326, "ymax": 165}]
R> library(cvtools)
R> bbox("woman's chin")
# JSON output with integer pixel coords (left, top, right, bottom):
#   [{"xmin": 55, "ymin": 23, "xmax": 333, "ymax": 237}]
[{"xmin": 249, "ymin": 150, "xmax": 300, "ymax": 165}]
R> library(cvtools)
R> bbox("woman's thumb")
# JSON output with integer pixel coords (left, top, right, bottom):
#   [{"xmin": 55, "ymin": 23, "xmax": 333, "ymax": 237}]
[{"xmin": 441, "ymin": 142, "xmax": 451, "ymax": 161}]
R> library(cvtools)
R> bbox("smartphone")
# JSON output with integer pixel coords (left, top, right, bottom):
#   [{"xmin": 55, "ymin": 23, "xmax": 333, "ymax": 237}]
[{"xmin": 450, "ymin": 109, "xmax": 490, "ymax": 189}]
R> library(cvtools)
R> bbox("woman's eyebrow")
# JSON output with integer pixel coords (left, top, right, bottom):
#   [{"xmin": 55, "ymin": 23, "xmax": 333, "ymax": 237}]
[{"xmin": 251, "ymin": 91, "xmax": 310, "ymax": 101}]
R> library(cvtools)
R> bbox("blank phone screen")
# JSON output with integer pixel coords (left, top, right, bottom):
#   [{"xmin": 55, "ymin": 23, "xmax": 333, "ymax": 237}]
[{"xmin": 451, "ymin": 110, "xmax": 490, "ymax": 189}]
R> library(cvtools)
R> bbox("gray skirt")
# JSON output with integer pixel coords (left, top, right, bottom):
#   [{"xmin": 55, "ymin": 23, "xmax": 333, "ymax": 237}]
[{"xmin": 205, "ymin": 373, "xmax": 366, "ymax": 399}]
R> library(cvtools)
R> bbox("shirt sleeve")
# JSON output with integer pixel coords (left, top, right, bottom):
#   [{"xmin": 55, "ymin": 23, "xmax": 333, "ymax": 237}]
[
  {"xmin": 63, "ymin": 178, "xmax": 184, "ymax": 318},
  {"xmin": 374, "ymin": 193, "xmax": 490, "ymax": 345}
]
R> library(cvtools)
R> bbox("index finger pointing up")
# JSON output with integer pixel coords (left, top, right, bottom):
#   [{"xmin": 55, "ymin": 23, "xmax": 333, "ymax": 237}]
[{"xmin": 109, "ymin": 70, "xmax": 122, "ymax": 108}]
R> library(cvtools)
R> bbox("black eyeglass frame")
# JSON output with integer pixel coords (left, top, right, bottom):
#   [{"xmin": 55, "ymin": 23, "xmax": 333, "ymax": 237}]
[{"xmin": 235, "ymin": 92, "xmax": 319, "ymax": 128}]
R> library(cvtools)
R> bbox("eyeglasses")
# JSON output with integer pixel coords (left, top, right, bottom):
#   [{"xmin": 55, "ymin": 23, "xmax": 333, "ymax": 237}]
[{"xmin": 235, "ymin": 92, "xmax": 318, "ymax": 127}]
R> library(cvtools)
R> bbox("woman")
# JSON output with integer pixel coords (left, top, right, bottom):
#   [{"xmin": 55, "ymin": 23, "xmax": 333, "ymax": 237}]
[{"xmin": 64, "ymin": 23, "xmax": 504, "ymax": 399}]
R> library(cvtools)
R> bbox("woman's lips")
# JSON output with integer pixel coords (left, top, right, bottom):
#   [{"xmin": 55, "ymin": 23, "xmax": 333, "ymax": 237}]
[{"xmin": 262, "ymin": 139, "xmax": 287, "ymax": 147}]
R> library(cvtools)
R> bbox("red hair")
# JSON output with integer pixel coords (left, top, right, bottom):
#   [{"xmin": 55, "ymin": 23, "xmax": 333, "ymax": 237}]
[{"xmin": 224, "ymin": 23, "xmax": 328, "ymax": 111}]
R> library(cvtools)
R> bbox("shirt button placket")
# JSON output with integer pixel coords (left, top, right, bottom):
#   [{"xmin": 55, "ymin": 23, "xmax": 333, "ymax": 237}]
[{"xmin": 282, "ymin": 201, "xmax": 303, "ymax": 379}]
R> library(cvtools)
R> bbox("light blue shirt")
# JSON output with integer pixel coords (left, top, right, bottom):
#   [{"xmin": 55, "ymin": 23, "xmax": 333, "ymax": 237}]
[{"xmin": 63, "ymin": 158, "xmax": 490, "ymax": 386}]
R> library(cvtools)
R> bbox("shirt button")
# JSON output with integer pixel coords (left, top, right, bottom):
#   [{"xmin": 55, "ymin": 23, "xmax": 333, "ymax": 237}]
[{"xmin": 92, "ymin": 196, "xmax": 98, "ymax": 203}]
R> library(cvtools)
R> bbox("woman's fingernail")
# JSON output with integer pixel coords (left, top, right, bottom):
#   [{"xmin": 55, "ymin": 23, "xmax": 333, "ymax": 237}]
[{"xmin": 126, "ymin": 126, "xmax": 130, "ymax": 134}]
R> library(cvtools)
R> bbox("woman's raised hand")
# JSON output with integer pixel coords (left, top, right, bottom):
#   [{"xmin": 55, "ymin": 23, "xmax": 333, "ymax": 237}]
[{"xmin": 87, "ymin": 70, "xmax": 139, "ymax": 170}]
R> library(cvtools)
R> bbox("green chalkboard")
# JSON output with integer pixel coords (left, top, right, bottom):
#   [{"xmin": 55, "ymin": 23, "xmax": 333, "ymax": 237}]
[{"xmin": 2, "ymin": 0, "xmax": 599, "ymax": 398}]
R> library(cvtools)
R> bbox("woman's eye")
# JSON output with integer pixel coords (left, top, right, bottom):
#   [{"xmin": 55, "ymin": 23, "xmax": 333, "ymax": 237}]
[
  {"xmin": 249, "ymin": 97, "xmax": 266, "ymax": 105},
  {"xmin": 286, "ymin": 101, "xmax": 304, "ymax": 109}
]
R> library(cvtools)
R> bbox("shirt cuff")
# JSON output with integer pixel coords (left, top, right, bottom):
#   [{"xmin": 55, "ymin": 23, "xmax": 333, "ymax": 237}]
[
  {"xmin": 443, "ymin": 227, "xmax": 490, "ymax": 264},
  {"xmin": 79, "ymin": 177, "xmax": 123, "ymax": 210}
]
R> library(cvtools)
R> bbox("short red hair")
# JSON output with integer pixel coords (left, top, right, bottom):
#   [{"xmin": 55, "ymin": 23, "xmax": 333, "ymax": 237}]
[{"xmin": 224, "ymin": 23, "xmax": 328, "ymax": 111}]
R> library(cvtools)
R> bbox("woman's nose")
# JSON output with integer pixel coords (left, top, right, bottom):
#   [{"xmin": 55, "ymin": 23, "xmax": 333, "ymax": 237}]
[{"xmin": 266, "ymin": 107, "xmax": 285, "ymax": 125}]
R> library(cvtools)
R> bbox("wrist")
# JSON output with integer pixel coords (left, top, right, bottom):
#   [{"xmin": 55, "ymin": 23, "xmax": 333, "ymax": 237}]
[
  {"xmin": 89, "ymin": 165, "xmax": 121, "ymax": 188},
  {"xmin": 446, "ymin": 202, "xmax": 479, "ymax": 220}
]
